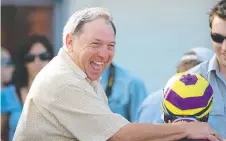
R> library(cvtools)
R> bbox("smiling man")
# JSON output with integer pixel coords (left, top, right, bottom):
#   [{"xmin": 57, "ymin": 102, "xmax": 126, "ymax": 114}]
[
  {"xmin": 188, "ymin": 0, "xmax": 226, "ymax": 138},
  {"xmin": 137, "ymin": 0, "xmax": 226, "ymax": 139},
  {"xmin": 13, "ymin": 7, "xmax": 222, "ymax": 141}
]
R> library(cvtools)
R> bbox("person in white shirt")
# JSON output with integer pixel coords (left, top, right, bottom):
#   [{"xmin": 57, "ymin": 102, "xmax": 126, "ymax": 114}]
[{"xmin": 13, "ymin": 7, "xmax": 222, "ymax": 141}]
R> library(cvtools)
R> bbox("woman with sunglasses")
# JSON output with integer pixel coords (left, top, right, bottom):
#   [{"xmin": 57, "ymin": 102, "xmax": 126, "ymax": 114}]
[{"xmin": 1, "ymin": 35, "xmax": 54, "ymax": 141}]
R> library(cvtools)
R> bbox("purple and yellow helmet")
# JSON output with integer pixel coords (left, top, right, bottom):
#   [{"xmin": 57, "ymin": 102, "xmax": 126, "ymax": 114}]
[{"xmin": 162, "ymin": 72, "xmax": 213, "ymax": 121}]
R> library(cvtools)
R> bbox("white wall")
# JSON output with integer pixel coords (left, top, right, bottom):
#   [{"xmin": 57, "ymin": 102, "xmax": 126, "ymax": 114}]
[{"xmin": 65, "ymin": 0, "xmax": 217, "ymax": 93}]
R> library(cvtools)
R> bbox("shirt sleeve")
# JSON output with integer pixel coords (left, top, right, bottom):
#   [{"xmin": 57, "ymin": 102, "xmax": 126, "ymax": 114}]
[
  {"xmin": 129, "ymin": 78, "xmax": 148, "ymax": 122},
  {"xmin": 48, "ymin": 83, "xmax": 129, "ymax": 141},
  {"xmin": 136, "ymin": 90, "xmax": 164, "ymax": 123},
  {"xmin": 1, "ymin": 90, "xmax": 9, "ymax": 114},
  {"xmin": 1, "ymin": 86, "xmax": 16, "ymax": 114}
]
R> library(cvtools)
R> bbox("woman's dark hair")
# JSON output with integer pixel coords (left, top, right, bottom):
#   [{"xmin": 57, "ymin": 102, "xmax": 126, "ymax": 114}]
[{"xmin": 12, "ymin": 35, "xmax": 54, "ymax": 100}]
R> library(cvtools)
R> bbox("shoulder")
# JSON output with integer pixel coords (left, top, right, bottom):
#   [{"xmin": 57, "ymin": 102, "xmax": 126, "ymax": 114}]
[
  {"xmin": 1, "ymin": 85, "xmax": 16, "ymax": 95},
  {"xmin": 136, "ymin": 89, "xmax": 164, "ymax": 123},
  {"xmin": 187, "ymin": 60, "xmax": 210, "ymax": 78},
  {"xmin": 33, "ymin": 56, "xmax": 84, "ymax": 89},
  {"xmin": 187, "ymin": 60, "xmax": 209, "ymax": 74},
  {"xmin": 30, "ymin": 57, "xmax": 90, "ymax": 105},
  {"xmin": 1, "ymin": 85, "xmax": 17, "ymax": 101},
  {"xmin": 140, "ymin": 89, "xmax": 163, "ymax": 109},
  {"xmin": 1, "ymin": 85, "xmax": 20, "ymax": 113}
]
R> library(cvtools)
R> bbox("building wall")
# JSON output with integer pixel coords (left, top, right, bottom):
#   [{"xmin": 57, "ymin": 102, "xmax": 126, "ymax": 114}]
[{"xmin": 62, "ymin": 0, "xmax": 217, "ymax": 93}]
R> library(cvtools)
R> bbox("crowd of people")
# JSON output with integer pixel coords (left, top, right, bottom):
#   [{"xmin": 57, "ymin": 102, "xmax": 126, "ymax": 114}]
[
  {"xmin": 1, "ymin": 35, "xmax": 54, "ymax": 141},
  {"xmin": 1, "ymin": 0, "xmax": 226, "ymax": 141}
]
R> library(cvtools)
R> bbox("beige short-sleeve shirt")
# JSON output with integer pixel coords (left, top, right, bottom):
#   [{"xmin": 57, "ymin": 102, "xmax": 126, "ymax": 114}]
[{"xmin": 13, "ymin": 48, "xmax": 129, "ymax": 141}]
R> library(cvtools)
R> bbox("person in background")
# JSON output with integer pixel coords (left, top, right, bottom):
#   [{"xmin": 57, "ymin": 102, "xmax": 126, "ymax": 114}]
[
  {"xmin": 1, "ymin": 35, "xmax": 54, "ymax": 141},
  {"xmin": 1, "ymin": 47, "xmax": 15, "ymax": 141},
  {"xmin": 177, "ymin": 47, "xmax": 214, "ymax": 72},
  {"xmin": 136, "ymin": 47, "xmax": 214, "ymax": 124},
  {"xmin": 101, "ymin": 63, "xmax": 148, "ymax": 122},
  {"xmin": 137, "ymin": 1, "xmax": 226, "ymax": 138},
  {"xmin": 188, "ymin": 0, "xmax": 226, "ymax": 138},
  {"xmin": 1, "ymin": 47, "xmax": 15, "ymax": 88},
  {"xmin": 163, "ymin": 72, "xmax": 215, "ymax": 141}
]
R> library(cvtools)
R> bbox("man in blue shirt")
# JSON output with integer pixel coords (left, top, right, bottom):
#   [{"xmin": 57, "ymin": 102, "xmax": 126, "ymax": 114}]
[
  {"xmin": 136, "ymin": 0, "xmax": 226, "ymax": 138},
  {"xmin": 101, "ymin": 63, "xmax": 148, "ymax": 122}
]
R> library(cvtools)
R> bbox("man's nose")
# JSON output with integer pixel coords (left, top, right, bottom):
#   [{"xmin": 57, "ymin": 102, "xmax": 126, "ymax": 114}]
[{"xmin": 97, "ymin": 47, "xmax": 109, "ymax": 60}]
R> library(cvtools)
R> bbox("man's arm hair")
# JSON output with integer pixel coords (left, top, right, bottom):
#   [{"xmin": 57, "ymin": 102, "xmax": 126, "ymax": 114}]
[
  {"xmin": 108, "ymin": 123, "xmax": 188, "ymax": 141},
  {"xmin": 179, "ymin": 139, "xmax": 209, "ymax": 141}
]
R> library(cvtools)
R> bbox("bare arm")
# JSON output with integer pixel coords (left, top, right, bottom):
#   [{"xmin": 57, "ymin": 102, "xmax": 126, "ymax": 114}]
[
  {"xmin": 109, "ymin": 123, "xmax": 187, "ymax": 141},
  {"xmin": 1, "ymin": 115, "xmax": 8, "ymax": 140},
  {"xmin": 109, "ymin": 122, "xmax": 221, "ymax": 141},
  {"xmin": 1, "ymin": 115, "xmax": 8, "ymax": 130}
]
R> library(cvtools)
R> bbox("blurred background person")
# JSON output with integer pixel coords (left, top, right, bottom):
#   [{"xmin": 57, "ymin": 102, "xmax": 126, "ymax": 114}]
[
  {"xmin": 1, "ymin": 47, "xmax": 15, "ymax": 88},
  {"xmin": 136, "ymin": 47, "xmax": 214, "ymax": 123},
  {"xmin": 1, "ymin": 35, "xmax": 54, "ymax": 141},
  {"xmin": 162, "ymin": 72, "xmax": 214, "ymax": 141},
  {"xmin": 101, "ymin": 63, "xmax": 148, "ymax": 122},
  {"xmin": 1, "ymin": 47, "xmax": 15, "ymax": 141},
  {"xmin": 177, "ymin": 47, "xmax": 214, "ymax": 72}
]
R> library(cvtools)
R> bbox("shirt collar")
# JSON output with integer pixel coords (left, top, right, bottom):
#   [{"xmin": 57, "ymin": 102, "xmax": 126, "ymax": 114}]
[
  {"xmin": 207, "ymin": 54, "xmax": 219, "ymax": 74},
  {"xmin": 58, "ymin": 48, "xmax": 101, "ymax": 84},
  {"xmin": 58, "ymin": 48, "xmax": 87, "ymax": 79}
]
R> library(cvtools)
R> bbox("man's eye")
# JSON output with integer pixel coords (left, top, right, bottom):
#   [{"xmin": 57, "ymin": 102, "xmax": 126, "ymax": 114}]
[
  {"xmin": 108, "ymin": 45, "xmax": 115, "ymax": 50},
  {"xmin": 91, "ymin": 42, "xmax": 100, "ymax": 48}
]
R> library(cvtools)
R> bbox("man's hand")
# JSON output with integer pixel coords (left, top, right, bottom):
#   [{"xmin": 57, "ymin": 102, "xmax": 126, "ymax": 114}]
[{"xmin": 181, "ymin": 122, "xmax": 222, "ymax": 141}]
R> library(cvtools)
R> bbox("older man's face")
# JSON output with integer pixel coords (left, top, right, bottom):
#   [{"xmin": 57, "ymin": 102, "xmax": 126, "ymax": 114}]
[
  {"xmin": 72, "ymin": 18, "xmax": 115, "ymax": 81},
  {"xmin": 211, "ymin": 16, "xmax": 226, "ymax": 68}
]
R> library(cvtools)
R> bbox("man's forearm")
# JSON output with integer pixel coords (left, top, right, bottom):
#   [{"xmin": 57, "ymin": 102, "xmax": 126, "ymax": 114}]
[{"xmin": 110, "ymin": 123, "xmax": 187, "ymax": 141}]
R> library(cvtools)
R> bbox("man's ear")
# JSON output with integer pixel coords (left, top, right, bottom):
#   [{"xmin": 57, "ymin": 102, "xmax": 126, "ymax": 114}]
[{"xmin": 66, "ymin": 34, "xmax": 73, "ymax": 53}]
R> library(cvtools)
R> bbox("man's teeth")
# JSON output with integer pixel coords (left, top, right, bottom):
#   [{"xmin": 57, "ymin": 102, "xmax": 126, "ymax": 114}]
[{"xmin": 93, "ymin": 61, "xmax": 104, "ymax": 65}]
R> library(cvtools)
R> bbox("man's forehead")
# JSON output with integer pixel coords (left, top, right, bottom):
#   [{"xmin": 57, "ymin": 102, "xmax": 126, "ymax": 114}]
[
  {"xmin": 211, "ymin": 16, "xmax": 226, "ymax": 35},
  {"xmin": 83, "ymin": 19, "xmax": 114, "ymax": 32},
  {"xmin": 81, "ymin": 19, "xmax": 115, "ymax": 42},
  {"xmin": 92, "ymin": 38, "xmax": 116, "ymax": 44}
]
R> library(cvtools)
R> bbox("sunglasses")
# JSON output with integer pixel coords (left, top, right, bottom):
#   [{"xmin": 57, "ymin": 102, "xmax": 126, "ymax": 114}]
[
  {"xmin": 211, "ymin": 33, "xmax": 226, "ymax": 44},
  {"xmin": 24, "ymin": 52, "xmax": 51, "ymax": 63},
  {"xmin": 1, "ymin": 58, "xmax": 14, "ymax": 66}
]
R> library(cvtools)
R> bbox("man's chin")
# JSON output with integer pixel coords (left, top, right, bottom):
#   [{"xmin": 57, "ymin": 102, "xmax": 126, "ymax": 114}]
[
  {"xmin": 219, "ymin": 59, "xmax": 226, "ymax": 68},
  {"xmin": 87, "ymin": 73, "xmax": 101, "ymax": 81}
]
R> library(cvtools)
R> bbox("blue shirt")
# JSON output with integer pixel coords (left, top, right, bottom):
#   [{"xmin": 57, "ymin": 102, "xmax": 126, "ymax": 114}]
[
  {"xmin": 101, "ymin": 64, "xmax": 148, "ymax": 122},
  {"xmin": 1, "ymin": 85, "xmax": 22, "ymax": 141},
  {"xmin": 136, "ymin": 89, "xmax": 164, "ymax": 123},
  {"xmin": 136, "ymin": 55, "xmax": 226, "ymax": 138}
]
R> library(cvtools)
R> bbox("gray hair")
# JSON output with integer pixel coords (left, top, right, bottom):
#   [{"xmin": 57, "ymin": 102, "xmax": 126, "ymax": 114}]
[{"xmin": 62, "ymin": 7, "xmax": 116, "ymax": 48}]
